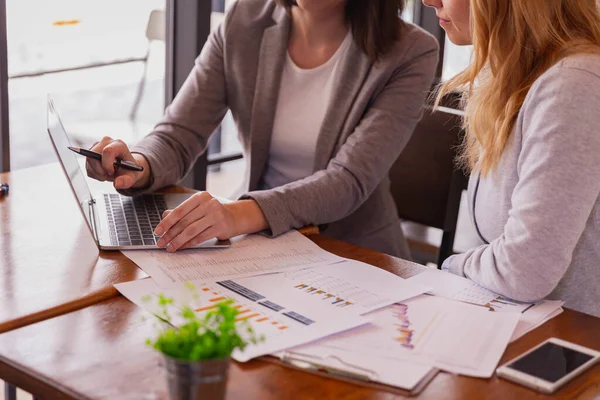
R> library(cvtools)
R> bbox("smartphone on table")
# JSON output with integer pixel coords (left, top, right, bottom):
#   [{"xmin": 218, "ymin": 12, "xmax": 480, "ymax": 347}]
[{"xmin": 496, "ymin": 338, "xmax": 600, "ymax": 394}]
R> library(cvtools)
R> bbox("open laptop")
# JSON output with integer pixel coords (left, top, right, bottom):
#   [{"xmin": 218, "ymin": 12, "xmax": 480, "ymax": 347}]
[{"xmin": 47, "ymin": 96, "xmax": 230, "ymax": 250}]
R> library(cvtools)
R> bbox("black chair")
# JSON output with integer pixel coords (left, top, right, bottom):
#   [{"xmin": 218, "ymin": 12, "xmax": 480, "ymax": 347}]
[{"xmin": 389, "ymin": 105, "xmax": 468, "ymax": 267}]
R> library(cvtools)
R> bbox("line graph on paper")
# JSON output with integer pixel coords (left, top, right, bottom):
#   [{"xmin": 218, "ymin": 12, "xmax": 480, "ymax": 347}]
[{"xmin": 309, "ymin": 299, "xmax": 443, "ymax": 360}]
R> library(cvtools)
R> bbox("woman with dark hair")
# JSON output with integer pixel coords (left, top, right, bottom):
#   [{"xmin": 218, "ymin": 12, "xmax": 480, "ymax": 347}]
[{"xmin": 86, "ymin": 0, "xmax": 438, "ymax": 257}]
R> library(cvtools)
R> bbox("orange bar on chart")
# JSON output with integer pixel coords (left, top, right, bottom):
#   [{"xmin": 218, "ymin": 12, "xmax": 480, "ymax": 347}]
[
  {"xmin": 294, "ymin": 284, "xmax": 308, "ymax": 289},
  {"xmin": 278, "ymin": 326, "xmax": 288, "ymax": 330},
  {"xmin": 237, "ymin": 309, "xmax": 251, "ymax": 315},
  {"xmin": 256, "ymin": 317, "xmax": 269, "ymax": 322},
  {"xmin": 209, "ymin": 296, "xmax": 227, "ymax": 302},
  {"xmin": 195, "ymin": 305, "xmax": 217, "ymax": 312},
  {"xmin": 271, "ymin": 321, "xmax": 279, "ymax": 325},
  {"xmin": 201, "ymin": 287, "xmax": 211, "ymax": 292},
  {"xmin": 236, "ymin": 313, "xmax": 260, "ymax": 322}
]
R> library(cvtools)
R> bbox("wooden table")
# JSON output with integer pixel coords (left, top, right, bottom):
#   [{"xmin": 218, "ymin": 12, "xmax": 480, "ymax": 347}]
[
  {"xmin": 1, "ymin": 234, "xmax": 599, "ymax": 399},
  {"xmin": 0, "ymin": 163, "xmax": 151, "ymax": 334}
]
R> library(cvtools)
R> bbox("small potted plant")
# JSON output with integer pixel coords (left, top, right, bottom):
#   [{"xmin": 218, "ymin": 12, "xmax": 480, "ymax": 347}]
[{"xmin": 145, "ymin": 286, "xmax": 263, "ymax": 400}]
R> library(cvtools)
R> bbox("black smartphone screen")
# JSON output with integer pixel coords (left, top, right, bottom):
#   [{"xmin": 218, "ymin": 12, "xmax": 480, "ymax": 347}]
[{"xmin": 508, "ymin": 342, "xmax": 594, "ymax": 383}]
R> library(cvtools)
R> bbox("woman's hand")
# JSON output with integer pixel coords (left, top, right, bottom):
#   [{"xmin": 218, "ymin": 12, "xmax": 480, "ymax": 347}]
[
  {"xmin": 85, "ymin": 136, "xmax": 151, "ymax": 190},
  {"xmin": 154, "ymin": 194, "xmax": 268, "ymax": 252}
]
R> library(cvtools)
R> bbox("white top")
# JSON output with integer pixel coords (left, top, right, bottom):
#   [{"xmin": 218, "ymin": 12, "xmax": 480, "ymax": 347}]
[{"xmin": 261, "ymin": 32, "xmax": 352, "ymax": 189}]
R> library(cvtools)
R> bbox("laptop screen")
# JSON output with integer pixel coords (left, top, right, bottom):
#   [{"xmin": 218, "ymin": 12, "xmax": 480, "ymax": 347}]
[{"xmin": 46, "ymin": 96, "xmax": 96, "ymax": 237}]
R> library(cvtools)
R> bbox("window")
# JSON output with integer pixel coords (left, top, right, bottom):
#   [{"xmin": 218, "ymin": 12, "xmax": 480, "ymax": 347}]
[
  {"xmin": 6, "ymin": 0, "xmax": 166, "ymax": 170},
  {"xmin": 442, "ymin": 36, "xmax": 472, "ymax": 81}
]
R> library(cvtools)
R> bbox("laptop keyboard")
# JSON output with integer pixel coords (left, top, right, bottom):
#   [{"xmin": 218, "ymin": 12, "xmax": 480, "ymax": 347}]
[{"xmin": 104, "ymin": 194, "xmax": 167, "ymax": 246}]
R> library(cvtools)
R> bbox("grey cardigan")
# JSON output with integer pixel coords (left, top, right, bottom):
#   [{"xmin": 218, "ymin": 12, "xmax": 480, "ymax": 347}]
[
  {"xmin": 130, "ymin": 0, "xmax": 439, "ymax": 257},
  {"xmin": 443, "ymin": 53, "xmax": 600, "ymax": 317}
]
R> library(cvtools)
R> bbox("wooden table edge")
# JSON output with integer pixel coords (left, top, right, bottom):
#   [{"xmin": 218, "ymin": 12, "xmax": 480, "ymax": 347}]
[
  {"xmin": 0, "ymin": 287, "xmax": 119, "ymax": 335},
  {"xmin": 0, "ymin": 356, "xmax": 88, "ymax": 400}
]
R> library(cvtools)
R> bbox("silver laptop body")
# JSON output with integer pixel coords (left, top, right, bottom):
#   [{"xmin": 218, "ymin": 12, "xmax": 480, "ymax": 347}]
[{"xmin": 46, "ymin": 96, "xmax": 230, "ymax": 250}]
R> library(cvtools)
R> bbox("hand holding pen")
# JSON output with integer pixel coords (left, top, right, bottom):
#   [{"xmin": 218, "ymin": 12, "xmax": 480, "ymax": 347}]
[{"xmin": 82, "ymin": 137, "xmax": 151, "ymax": 190}]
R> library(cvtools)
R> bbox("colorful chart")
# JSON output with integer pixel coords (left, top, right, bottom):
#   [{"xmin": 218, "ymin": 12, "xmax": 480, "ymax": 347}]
[
  {"xmin": 484, "ymin": 296, "xmax": 535, "ymax": 313},
  {"xmin": 186, "ymin": 281, "xmax": 337, "ymax": 335},
  {"xmin": 294, "ymin": 283, "xmax": 354, "ymax": 308},
  {"xmin": 392, "ymin": 303, "xmax": 415, "ymax": 350}
]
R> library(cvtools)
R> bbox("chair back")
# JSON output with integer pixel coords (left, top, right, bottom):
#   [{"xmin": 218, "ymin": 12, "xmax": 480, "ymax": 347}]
[
  {"xmin": 389, "ymin": 106, "xmax": 468, "ymax": 264},
  {"xmin": 146, "ymin": 9, "xmax": 166, "ymax": 42}
]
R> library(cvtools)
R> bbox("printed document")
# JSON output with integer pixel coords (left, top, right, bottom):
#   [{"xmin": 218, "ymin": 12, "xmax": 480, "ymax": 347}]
[
  {"xmin": 115, "ymin": 259, "xmax": 429, "ymax": 362},
  {"xmin": 116, "ymin": 278, "xmax": 367, "ymax": 362},
  {"xmin": 122, "ymin": 230, "xmax": 344, "ymax": 286},
  {"xmin": 238, "ymin": 259, "xmax": 430, "ymax": 314},
  {"xmin": 407, "ymin": 269, "xmax": 564, "ymax": 340},
  {"xmin": 296, "ymin": 295, "xmax": 520, "ymax": 377},
  {"xmin": 276, "ymin": 346, "xmax": 437, "ymax": 391}
]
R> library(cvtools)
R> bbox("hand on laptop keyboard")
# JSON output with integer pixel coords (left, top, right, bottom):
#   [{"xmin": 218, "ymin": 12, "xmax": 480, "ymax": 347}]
[{"xmin": 153, "ymin": 191, "xmax": 239, "ymax": 252}]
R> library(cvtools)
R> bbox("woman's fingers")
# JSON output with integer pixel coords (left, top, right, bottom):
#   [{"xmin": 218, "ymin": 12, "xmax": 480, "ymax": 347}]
[
  {"xmin": 179, "ymin": 226, "xmax": 221, "ymax": 251},
  {"xmin": 154, "ymin": 192, "xmax": 212, "ymax": 236},
  {"xmin": 154, "ymin": 193, "xmax": 235, "ymax": 252},
  {"xmin": 86, "ymin": 159, "xmax": 108, "ymax": 181},
  {"xmin": 86, "ymin": 138, "xmax": 113, "ymax": 181},
  {"xmin": 85, "ymin": 137, "xmax": 142, "ymax": 189},
  {"xmin": 156, "ymin": 202, "xmax": 212, "ymax": 248},
  {"xmin": 165, "ymin": 216, "xmax": 215, "ymax": 252},
  {"xmin": 100, "ymin": 140, "xmax": 139, "ymax": 189}
]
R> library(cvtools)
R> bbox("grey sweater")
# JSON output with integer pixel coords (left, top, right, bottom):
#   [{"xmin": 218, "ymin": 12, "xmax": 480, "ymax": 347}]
[{"xmin": 443, "ymin": 53, "xmax": 600, "ymax": 317}]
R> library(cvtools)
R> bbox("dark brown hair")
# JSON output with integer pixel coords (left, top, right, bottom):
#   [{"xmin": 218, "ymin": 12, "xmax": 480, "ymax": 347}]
[{"xmin": 276, "ymin": 0, "xmax": 405, "ymax": 62}]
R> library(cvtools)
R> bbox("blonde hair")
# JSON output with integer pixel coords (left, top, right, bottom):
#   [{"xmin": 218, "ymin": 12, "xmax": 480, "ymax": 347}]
[{"xmin": 437, "ymin": 0, "xmax": 600, "ymax": 175}]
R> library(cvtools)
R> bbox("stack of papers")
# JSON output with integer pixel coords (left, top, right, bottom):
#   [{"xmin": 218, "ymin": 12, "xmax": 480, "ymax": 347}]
[
  {"xmin": 122, "ymin": 230, "xmax": 346, "ymax": 286},
  {"xmin": 115, "ymin": 230, "xmax": 565, "ymax": 392},
  {"xmin": 286, "ymin": 295, "xmax": 520, "ymax": 378},
  {"xmin": 407, "ymin": 269, "xmax": 564, "ymax": 342},
  {"xmin": 116, "ymin": 255, "xmax": 430, "ymax": 362}
]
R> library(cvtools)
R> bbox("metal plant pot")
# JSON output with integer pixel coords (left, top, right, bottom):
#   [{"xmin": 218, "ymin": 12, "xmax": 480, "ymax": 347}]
[{"xmin": 162, "ymin": 355, "xmax": 231, "ymax": 400}]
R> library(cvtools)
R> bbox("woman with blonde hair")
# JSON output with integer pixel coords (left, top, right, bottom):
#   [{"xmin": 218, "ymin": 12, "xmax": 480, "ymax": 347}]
[{"xmin": 423, "ymin": 0, "xmax": 600, "ymax": 316}]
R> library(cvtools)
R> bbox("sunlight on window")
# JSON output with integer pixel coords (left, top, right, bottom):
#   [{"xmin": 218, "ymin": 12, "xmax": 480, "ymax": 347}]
[{"xmin": 442, "ymin": 36, "xmax": 473, "ymax": 81}]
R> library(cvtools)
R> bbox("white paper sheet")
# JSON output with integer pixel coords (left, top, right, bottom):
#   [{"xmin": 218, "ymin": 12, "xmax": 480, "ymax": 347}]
[
  {"xmin": 510, "ymin": 302, "xmax": 564, "ymax": 342},
  {"xmin": 408, "ymin": 269, "xmax": 498, "ymax": 305},
  {"xmin": 115, "ymin": 278, "xmax": 368, "ymax": 362},
  {"xmin": 298, "ymin": 295, "xmax": 520, "ymax": 378},
  {"xmin": 237, "ymin": 259, "xmax": 430, "ymax": 314},
  {"xmin": 275, "ymin": 345, "xmax": 437, "ymax": 391},
  {"xmin": 407, "ymin": 269, "xmax": 565, "ymax": 339},
  {"xmin": 122, "ymin": 230, "xmax": 344, "ymax": 286}
]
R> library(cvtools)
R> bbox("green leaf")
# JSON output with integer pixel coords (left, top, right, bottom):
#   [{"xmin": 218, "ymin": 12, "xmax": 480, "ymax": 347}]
[{"xmin": 146, "ymin": 293, "xmax": 264, "ymax": 361}]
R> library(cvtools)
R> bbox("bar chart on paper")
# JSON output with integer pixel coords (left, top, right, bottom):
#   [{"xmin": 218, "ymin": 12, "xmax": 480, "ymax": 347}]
[
  {"xmin": 237, "ymin": 259, "xmax": 430, "ymax": 314},
  {"xmin": 194, "ymin": 286, "xmax": 292, "ymax": 332},
  {"xmin": 114, "ymin": 278, "xmax": 367, "ymax": 362}
]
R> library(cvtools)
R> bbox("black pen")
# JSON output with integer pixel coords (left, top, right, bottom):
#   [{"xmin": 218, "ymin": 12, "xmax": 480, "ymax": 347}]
[{"xmin": 68, "ymin": 146, "xmax": 144, "ymax": 172}]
